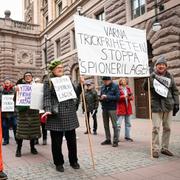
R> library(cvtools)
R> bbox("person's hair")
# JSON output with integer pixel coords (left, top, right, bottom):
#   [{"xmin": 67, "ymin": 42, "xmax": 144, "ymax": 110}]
[{"xmin": 119, "ymin": 77, "xmax": 128, "ymax": 85}]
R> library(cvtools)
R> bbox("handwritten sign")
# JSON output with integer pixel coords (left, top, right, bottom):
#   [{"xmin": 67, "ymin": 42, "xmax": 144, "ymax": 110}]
[
  {"xmin": 30, "ymin": 83, "xmax": 44, "ymax": 110},
  {"xmin": 16, "ymin": 84, "xmax": 32, "ymax": 106},
  {"xmin": 153, "ymin": 79, "xmax": 168, "ymax": 98},
  {"xmin": 74, "ymin": 15, "xmax": 149, "ymax": 77},
  {"xmin": 51, "ymin": 75, "xmax": 77, "ymax": 102},
  {"xmin": 1, "ymin": 95, "xmax": 15, "ymax": 112}
]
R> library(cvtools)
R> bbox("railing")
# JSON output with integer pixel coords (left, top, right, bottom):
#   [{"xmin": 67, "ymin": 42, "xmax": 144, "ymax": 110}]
[{"xmin": 0, "ymin": 18, "xmax": 40, "ymax": 33}]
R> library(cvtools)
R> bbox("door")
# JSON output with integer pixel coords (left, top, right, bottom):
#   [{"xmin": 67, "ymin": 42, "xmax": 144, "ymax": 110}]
[{"xmin": 134, "ymin": 78, "xmax": 149, "ymax": 118}]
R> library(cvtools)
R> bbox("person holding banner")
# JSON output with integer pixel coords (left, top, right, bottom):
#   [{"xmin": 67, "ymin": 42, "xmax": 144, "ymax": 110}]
[
  {"xmin": 144, "ymin": 56, "xmax": 179, "ymax": 158},
  {"xmin": 116, "ymin": 78, "xmax": 133, "ymax": 142},
  {"xmin": 0, "ymin": 78, "xmax": 17, "ymax": 146},
  {"xmin": 100, "ymin": 76, "xmax": 119, "ymax": 147},
  {"xmin": 15, "ymin": 72, "xmax": 41, "ymax": 157},
  {"xmin": 42, "ymin": 59, "xmax": 83, "ymax": 172},
  {"xmin": 82, "ymin": 80, "xmax": 99, "ymax": 135}
]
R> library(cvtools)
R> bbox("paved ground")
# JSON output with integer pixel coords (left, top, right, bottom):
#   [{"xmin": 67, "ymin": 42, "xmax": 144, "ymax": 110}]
[{"xmin": 2, "ymin": 111, "xmax": 180, "ymax": 180}]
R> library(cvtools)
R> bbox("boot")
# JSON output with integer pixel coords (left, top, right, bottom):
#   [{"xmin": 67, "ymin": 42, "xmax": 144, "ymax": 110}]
[
  {"xmin": 16, "ymin": 147, "xmax": 21, "ymax": 157},
  {"xmin": 0, "ymin": 171, "xmax": 8, "ymax": 180},
  {"xmin": 30, "ymin": 139, "xmax": 38, "ymax": 154}
]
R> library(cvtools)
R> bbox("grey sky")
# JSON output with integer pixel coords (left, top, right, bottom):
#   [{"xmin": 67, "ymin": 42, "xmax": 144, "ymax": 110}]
[{"xmin": 0, "ymin": 0, "xmax": 23, "ymax": 21}]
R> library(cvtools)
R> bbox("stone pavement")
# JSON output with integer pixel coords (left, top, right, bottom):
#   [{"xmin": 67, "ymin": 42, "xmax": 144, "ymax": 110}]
[{"xmin": 2, "ymin": 111, "xmax": 180, "ymax": 180}]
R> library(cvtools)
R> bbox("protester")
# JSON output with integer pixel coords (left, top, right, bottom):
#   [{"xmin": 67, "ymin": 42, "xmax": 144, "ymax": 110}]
[
  {"xmin": 0, "ymin": 111, "xmax": 8, "ymax": 179},
  {"xmin": 15, "ymin": 72, "xmax": 41, "ymax": 157},
  {"xmin": 82, "ymin": 80, "xmax": 99, "ymax": 135},
  {"xmin": 0, "ymin": 78, "xmax": 17, "ymax": 145},
  {"xmin": 42, "ymin": 59, "xmax": 83, "ymax": 172},
  {"xmin": 116, "ymin": 78, "xmax": 133, "ymax": 142},
  {"xmin": 100, "ymin": 76, "xmax": 119, "ymax": 147},
  {"xmin": 144, "ymin": 55, "xmax": 179, "ymax": 158}
]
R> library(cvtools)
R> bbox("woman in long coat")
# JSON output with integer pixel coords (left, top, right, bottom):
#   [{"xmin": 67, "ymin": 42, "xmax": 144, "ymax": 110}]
[
  {"xmin": 116, "ymin": 78, "xmax": 133, "ymax": 142},
  {"xmin": 15, "ymin": 72, "xmax": 41, "ymax": 157},
  {"xmin": 42, "ymin": 59, "xmax": 83, "ymax": 172}
]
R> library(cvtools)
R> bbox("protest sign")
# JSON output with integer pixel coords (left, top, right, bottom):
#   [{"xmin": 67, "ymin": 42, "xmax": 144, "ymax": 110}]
[
  {"xmin": 1, "ymin": 95, "xmax": 14, "ymax": 112},
  {"xmin": 51, "ymin": 75, "xmax": 77, "ymax": 102},
  {"xmin": 153, "ymin": 79, "xmax": 168, "ymax": 98},
  {"xmin": 16, "ymin": 84, "xmax": 32, "ymax": 106},
  {"xmin": 30, "ymin": 83, "xmax": 44, "ymax": 110},
  {"xmin": 74, "ymin": 15, "xmax": 149, "ymax": 77}
]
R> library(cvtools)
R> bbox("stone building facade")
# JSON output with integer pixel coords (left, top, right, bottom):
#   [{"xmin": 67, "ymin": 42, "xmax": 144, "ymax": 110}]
[
  {"xmin": 0, "ymin": 10, "xmax": 42, "ymax": 83},
  {"xmin": 1, "ymin": 0, "xmax": 179, "ymax": 118}
]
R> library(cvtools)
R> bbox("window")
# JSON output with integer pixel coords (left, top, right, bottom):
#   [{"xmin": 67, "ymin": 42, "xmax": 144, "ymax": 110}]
[
  {"xmin": 55, "ymin": 0, "xmax": 63, "ymax": 17},
  {"xmin": 95, "ymin": 10, "xmax": 105, "ymax": 21},
  {"xmin": 131, "ymin": 0, "xmax": 145, "ymax": 19},
  {"xmin": 45, "ymin": 16, "xmax": 48, "ymax": 26},
  {"xmin": 56, "ymin": 39, "xmax": 61, "ymax": 57},
  {"xmin": 72, "ymin": 29, "xmax": 76, "ymax": 49}
]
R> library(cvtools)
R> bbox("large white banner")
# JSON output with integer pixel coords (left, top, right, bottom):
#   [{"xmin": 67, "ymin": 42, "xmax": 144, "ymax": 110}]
[
  {"xmin": 51, "ymin": 75, "xmax": 77, "ymax": 102},
  {"xmin": 1, "ymin": 95, "xmax": 15, "ymax": 112},
  {"xmin": 30, "ymin": 83, "xmax": 44, "ymax": 110},
  {"xmin": 74, "ymin": 15, "xmax": 149, "ymax": 77}
]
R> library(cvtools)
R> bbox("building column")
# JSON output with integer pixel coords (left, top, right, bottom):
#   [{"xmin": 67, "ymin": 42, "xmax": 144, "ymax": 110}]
[{"xmin": 48, "ymin": 0, "xmax": 53, "ymax": 22}]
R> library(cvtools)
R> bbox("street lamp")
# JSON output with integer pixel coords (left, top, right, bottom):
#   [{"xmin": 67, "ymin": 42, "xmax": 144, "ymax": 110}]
[{"xmin": 152, "ymin": 0, "xmax": 164, "ymax": 31}]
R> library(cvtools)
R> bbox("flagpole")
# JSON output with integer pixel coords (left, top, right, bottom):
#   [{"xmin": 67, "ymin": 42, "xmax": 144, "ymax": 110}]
[
  {"xmin": 147, "ymin": 78, "xmax": 153, "ymax": 158},
  {"xmin": 80, "ymin": 81, "xmax": 96, "ymax": 170}
]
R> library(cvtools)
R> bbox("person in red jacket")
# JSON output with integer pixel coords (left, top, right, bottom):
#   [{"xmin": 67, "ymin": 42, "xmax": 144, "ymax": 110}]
[{"xmin": 116, "ymin": 78, "xmax": 133, "ymax": 142}]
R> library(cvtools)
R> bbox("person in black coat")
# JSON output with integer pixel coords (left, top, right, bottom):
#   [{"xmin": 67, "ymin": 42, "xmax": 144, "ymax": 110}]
[{"xmin": 42, "ymin": 59, "xmax": 84, "ymax": 172}]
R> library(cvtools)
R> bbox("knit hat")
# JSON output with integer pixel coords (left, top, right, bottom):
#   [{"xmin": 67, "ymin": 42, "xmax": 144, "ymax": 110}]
[
  {"xmin": 102, "ymin": 76, "xmax": 111, "ymax": 80},
  {"xmin": 85, "ymin": 80, "xmax": 92, "ymax": 85},
  {"xmin": 155, "ymin": 56, "xmax": 167, "ymax": 66},
  {"xmin": 48, "ymin": 59, "xmax": 62, "ymax": 71}
]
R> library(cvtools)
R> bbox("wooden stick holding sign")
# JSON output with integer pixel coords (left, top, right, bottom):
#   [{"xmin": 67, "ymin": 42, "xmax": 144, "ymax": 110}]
[
  {"xmin": 148, "ymin": 78, "xmax": 153, "ymax": 158},
  {"xmin": 80, "ymin": 81, "xmax": 96, "ymax": 170}
]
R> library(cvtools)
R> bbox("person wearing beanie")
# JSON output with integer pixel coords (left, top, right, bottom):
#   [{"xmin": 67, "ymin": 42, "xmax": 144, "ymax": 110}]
[
  {"xmin": 42, "ymin": 59, "xmax": 84, "ymax": 172},
  {"xmin": 0, "ymin": 78, "xmax": 17, "ymax": 146},
  {"xmin": 144, "ymin": 55, "xmax": 179, "ymax": 158}
]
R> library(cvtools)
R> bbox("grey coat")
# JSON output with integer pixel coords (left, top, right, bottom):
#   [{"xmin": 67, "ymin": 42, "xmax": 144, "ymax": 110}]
[
  {"xmin": 43, "ymin": 78, "xmax": 82, "ymax": 131},
  {"xmin": 144, "ymin": 71, "xmax": 179, "ymax": 112}
]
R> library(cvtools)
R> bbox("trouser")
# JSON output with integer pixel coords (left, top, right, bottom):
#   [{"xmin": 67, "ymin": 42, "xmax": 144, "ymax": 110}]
[
  {"xmin": 41, "ymin": 122, "xmax": 47, "ymax": 140},
  {"xmin": 50, "ymin": 129, "xmax": 78, "ymax": 166},
  {"xmin": 117, "ymin": 115, "xmax": 131, "ymax": 140},
  {"xmin": 85, "ymin": 111, "xmax": 97, "ymax": 132},
  {"xmin": 16, "ymin": 139, "xmax": 36, "ymax": 150},
  {"xmin": 2, "ymin": 115, "xmax": 17, "ymax": 143},
  {"xmin": 102, "ymin": 110, "xmax": 118, "ymax": 143},
  {"xmin": 152, "ymin": 111, "xmax": 172, "ymax": 152}
]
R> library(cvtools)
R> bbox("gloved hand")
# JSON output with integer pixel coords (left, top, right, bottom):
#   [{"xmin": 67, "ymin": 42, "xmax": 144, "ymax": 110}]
[{"xmin": 173, "ymin": 104, "xmax": 179, "ymax": 116}]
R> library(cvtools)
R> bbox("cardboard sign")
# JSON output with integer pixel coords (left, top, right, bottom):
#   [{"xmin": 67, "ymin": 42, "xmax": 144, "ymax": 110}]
[
  {"xmin": 51, "ymin": 75, "xmax": 77, "ymax": 102},
  {"xmin": 16, "ymin": 84, "xmax": 32, "ymax": 106},
  {"xmin": 30, "ymin": 83, "xmax": 44, "ymax": 110},
  {"xmin": 153, "ymin": 79, "xmax": 168, "ymax": 98},
  {"xmin": 1, "ymin": 95, "xmax": 15, "ymax": 112},
  {"xmin": 74, "ymin": 15, "xmax": 149, "ymax": 77}
]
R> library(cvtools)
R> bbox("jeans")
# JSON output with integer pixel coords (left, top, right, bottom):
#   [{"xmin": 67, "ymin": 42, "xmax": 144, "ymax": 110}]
[
  {"xmin": 117, "ymin": 115, "xmax": 131, "ymax": 140},
  {"xmin": 102, "ymin": 110, "xmax": 118, "ymax": 143},
  {"xmin": 2, "ymin": 115, "xmax": 17, "ymax": 143}
]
